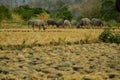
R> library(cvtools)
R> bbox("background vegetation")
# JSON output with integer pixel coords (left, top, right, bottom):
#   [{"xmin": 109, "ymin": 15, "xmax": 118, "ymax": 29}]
[
  {"xmin": 0, "ymin": 0, "xmax": 119, "ymax": 26},
  {"xmin": 0, "ymin": 4, "xmax": 12, "ymax": 22}
]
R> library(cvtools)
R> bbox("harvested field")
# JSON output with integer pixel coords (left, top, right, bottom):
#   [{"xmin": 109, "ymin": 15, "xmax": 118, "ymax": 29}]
[
  {"xmin": 0, "ymin": 29, "xmax": 120, "ymax": 80},
  {"xmin": 0, "ymin": 29, "xmax": 103, "ymax": 46},
  {"xmin": 0, "ymin": 43, "xmax": 120, "ymax": 80}
]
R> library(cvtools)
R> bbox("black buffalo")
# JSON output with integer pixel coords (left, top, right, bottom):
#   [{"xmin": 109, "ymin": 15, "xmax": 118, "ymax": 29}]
[
  {"xmin": 47, "ymin": 19, "xmax": 58, "ymax": 27},
  {"xmin": 56, "ymin": 19, "xmax": 65, "ymax": 27}
]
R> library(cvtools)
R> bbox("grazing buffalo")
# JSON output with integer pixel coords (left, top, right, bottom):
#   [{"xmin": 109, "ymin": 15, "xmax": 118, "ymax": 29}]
[
  {"xmin": 77, "ymin": 18, "xmax": 91, "ymax": 28},
  {"xmin": 47, "ymin": 19, "xmax": 58, "ymax": 27},
  {"xmin": 56, "ymin": 19, "xmax": 65, "ymax": 27},
  {"xmin": 91, "ymin": 18, "xmax": 109, "ymax": 27},
  {"xmin": 63, "ymin": 20, "xmax": 71, "ymax": 28},
  {"xmin": 28, "ymin": 19, "xmax": 46, "ymax": 31},
  {"xmin": 71, "ymin": 20, "xmax": 78, "ymax": 27},
  {"xmin": 91, "ymin": 18, "xmax": 104, "ymax": 26}
]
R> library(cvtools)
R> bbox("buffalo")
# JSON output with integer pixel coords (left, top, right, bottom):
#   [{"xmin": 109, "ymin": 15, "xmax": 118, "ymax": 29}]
[
  {"xmin": 63, "ymin": 20, "xmax": 71, "ymax": 28},
  {"xmin": 91, "ymin": 18, "xmax": 109, "ymax": 27},
  {"xmin": 77, "ymin": 18, "xmax": 91, "ymax": 28},
  {"xmin": 28, "ymin": 19, "xmax": 46, "ymax": 31},
  {"xmin": 56, "ymin": 19, "xmax": 65, "ymax": 28},
  {"xmin": 71, "ymin": 20, "xmax": 78, "ymax": 27},
  {"xmin": 91, "ymin": 18, "xmax": 104, "ymax": 26},
  {"xmin": 47, "ymin": 19, "xmax": 58, "ymax": 27}
]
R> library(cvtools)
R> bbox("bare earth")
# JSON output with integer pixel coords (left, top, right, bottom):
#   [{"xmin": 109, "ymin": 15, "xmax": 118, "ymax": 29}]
[{"xmin": 0, "ymin": 43, "xmax": 120, "ymax": 80}]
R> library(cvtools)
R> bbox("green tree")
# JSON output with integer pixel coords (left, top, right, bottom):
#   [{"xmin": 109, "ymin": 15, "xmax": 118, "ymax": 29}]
[
  {"xmin": 56, "ymin": 6, "xmax": 73, "ymax": 21},
  {"xmin": 14, "ymin": 5, "xmax": 48, "ymax": 21},
  {"xmin": 14, "ymin": 5, "xmax": 34, "ymax": 21},
  {"xmin": 0, "ymin": 4, "xmax": 12, "ymax": 22},
  {"xmin": 79, "ymin": 0, "xmax": 101, "ymax": 19},
  {"xmin": 51, "ymin": 0, "xmax": 73, "ymax": 21},
  {"xmin": 101, "ymin": 0, "xmax": 120, "ymax": 22}
]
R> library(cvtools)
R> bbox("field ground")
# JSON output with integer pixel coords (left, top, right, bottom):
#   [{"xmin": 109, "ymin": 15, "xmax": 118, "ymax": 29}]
[
  {"xmin": 0, "ymin": 29, "xmax": 120, "ymax": 80},
  {"xmin": 0, "ymin": 29, "xmax": 103, "ymax": 46},
  {"xmin": 0, "ymin": 43, "xmax": 120, "ymax": 80}
]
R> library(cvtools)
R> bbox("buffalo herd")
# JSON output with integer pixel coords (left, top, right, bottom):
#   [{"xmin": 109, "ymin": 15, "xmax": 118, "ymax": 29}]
[
  {"xmin": 28, "ymin": 0, "xmax": 120, "ymax": 30},
  {"xmin": 28, "ymin": 18, "xmax": 108, "ymax": 30}
]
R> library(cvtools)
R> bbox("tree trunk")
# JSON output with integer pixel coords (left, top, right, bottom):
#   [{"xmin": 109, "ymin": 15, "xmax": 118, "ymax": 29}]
[{"xmin": 116, "ymin": 0, "xmax": 120, "ymax": 12}]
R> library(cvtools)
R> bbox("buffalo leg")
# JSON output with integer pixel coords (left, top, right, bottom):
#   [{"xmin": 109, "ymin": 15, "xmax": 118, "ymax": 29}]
[
  {"xmin": 43, "ymin": 26, "xmax": 46, "ymax": 31},
  {"xmin": 32, "ymin": 25, "xmax": 34, "ymax": 30},
  {"xmin": 39, "ymin": 26, "xmax": 40, "ymax": 31}
]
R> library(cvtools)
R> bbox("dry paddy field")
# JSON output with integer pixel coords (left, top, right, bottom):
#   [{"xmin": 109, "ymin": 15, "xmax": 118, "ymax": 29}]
[
  {"xmin": 0, "ymin": 29, "xmax": 120, "ymax": 80},
  {"xmin": 0, "ymin": 29, "xmax": 103, "ymax": 45}
]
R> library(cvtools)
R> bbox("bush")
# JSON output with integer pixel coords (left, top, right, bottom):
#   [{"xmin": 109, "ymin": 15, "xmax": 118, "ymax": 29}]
[
  {"xmin": 108, "ymin": 20, "xmax": 120, "ymax": 28},
  {"xmin": 99, "ymin": 28, "xmax": 114, "ymax": 43},
  {"xmin": 0, "ymin": 4, "xmax": 12, "ymax": 21},
  {"xmin": 99, "ymin": 28, "xmax": 120, "ymax": 45},
  {"xmin": 14, "ymin": 5, "xmax": 48, "ymax": 21},
  {"xmin": 113, "ymin": 34, "xmax": 120, "ymax": 45}
]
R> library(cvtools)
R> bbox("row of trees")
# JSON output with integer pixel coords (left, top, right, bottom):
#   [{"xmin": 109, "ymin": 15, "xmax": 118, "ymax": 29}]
[
  {"xmin": 14, "ymin": 5, "xmax": 47, "ymax": 21},
  {"xmin": 0, "ymin": 0, "xmax": 73, "ymax": 21},
  {"xmin": 0, "ymin": 0, "xmax": 119, "ymax": 24}
]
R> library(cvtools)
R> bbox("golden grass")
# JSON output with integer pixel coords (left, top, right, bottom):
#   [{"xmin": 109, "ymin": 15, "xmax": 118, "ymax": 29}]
[
  {"xmin": 0, "ymin": 29, "xmax": 103, "ymax": 46},
  {"xmin": 0, "ymin": 28, "xmax": 120, "ymax": 80},
  {"xmin": 0, "ymin": 43, "xmax": 119, "ymax": 80}
]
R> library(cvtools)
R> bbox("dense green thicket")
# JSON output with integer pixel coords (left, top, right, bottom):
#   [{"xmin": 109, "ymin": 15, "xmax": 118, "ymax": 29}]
[
  {"xmin": 50, "ymin": 0, "xmax": 73, "ymax": 21},
  {"xmin": 0, "ymin": 0, "xmax": 119, "ymax": 23},
  {"xmin": 0, "ymin": 4, "xmax": 12, "ymax": 21},
  {"xmin": 101, "ymin": 0, "xmax": 120, "ymax": 23},
  {"xmin": 14, "ymin": 5, "xmax": 48, "ymax": 21},
  {"xmin": 55, "ymin": 6, "xmax": 73, "ymax": 21},
  {"xmin": 99, "ymin": 28, "xmax": 120, "ymax": 45}
]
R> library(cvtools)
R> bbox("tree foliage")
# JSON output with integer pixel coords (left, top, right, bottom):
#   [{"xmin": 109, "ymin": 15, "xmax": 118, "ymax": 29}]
[
  {"xmin": 14, "ymin": 5, "xmax": 33, "ymax": 21},
  {"xmin": 101, "ymin": 0, "xmax": 120, "ymax": 22},
  {"xmin": 56, "ymin": 6, "xmax": 73, "ymax": 21},
  {"xmin": 14, "ymin": 5, "xmax": 48, "ymax": 21},
  {"xmin": 0, "ymin": 4, "xmax": 12, "ymax": 21},
  {"xmin": 79, "ymin": 0, "xmax": 101, "ymax": 19},
  {"xmin": 50, "ymin": 0, "xmax": 73, "ymax": 21}
]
